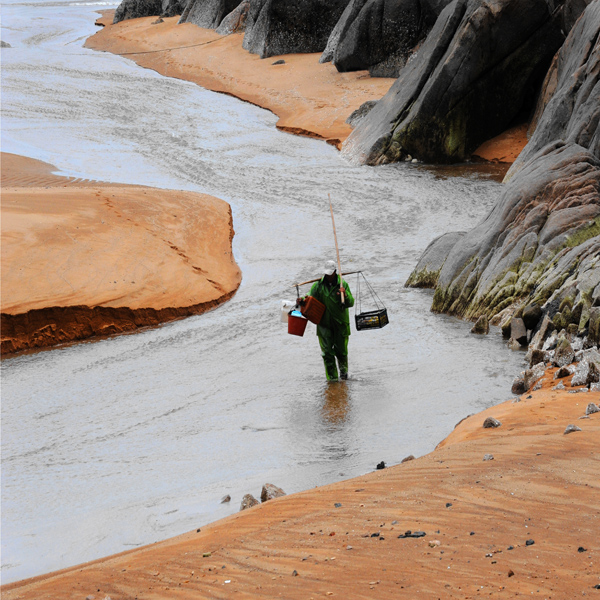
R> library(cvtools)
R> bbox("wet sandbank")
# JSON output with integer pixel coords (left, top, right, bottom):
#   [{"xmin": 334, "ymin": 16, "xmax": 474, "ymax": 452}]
[
  {"xmin": 3, "ymin": 368, "xmax": 598, "ymax": 598},
  {"xmin": 1, "ymin": 153, "xmax": 241, "ymax": 355}
]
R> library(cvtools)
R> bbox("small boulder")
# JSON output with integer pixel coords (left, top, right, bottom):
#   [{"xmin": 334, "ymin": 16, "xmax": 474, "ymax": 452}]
[
  {"xmin": 511, "ymin": 375, "xmax": 527, "ymax": 395},
  {"xmin": 564, "ymin": 424, "xmax": 582, "ymax": 434},
  {"xmin": 272, "ymin": 59, "xmax": 286, "ymax": 65},
  {"xmin": 522, "ymin": 303, "xmax": 542, "ymax": 331},
  {"xmin": 1, "ymin": 41, "xmax": 12, "ymax": 48},
  {"xmin": 585, "ymin": 403, "xmax": 599, "ymax": 415},
  {"xmin": 483, "ymin": 417, "xmax": 502, "ymax": 429},
  {"xmin": 554, "ymin": 365, "xmax": 574, "ymax": 379},
  {"xmin": 471, "ymin": 315, "xmax": 489, "ymax": 335},
  {"xmin": 261, "ymin": 483, "xmax": 286, "ymax": 502},
  {"xmin": 240, "ymin": 494, "xmax": 259, "ymax": 511},
  {"xmin": 553, "ymin": 337, "xmax": 575, "ymax": 368},
  {"xmin": 401, "ymin": 454, "xmax": 415, "ymax": 463},
  {"xmin": 510, "ymin": 318, "xmax": 528, "ymax": 346},
  {"xmin": 571, "ymin": 360, "xmax": 600, "ymax": 387},
  {"xmin": 528, "ymin": 348, "xmax": 545, "ymax": 368},
  {"xmin": 483, "ymin": 454, "xmax": 494, "ymax": 461},
  {"xmin": 221, "ymin": 494, "xmax": 231, "ymax": 503}
]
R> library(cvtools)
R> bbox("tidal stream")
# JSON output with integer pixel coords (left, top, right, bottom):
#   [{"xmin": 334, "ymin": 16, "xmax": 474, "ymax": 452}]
[{"xmin": 1, "ymin": 1, "xmax": 523, "ymax": 583}]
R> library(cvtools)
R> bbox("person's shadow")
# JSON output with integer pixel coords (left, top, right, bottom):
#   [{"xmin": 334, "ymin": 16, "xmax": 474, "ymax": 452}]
[{"xmin": 320, "ymin": 381, "xmax": 350, "ymax": 427}]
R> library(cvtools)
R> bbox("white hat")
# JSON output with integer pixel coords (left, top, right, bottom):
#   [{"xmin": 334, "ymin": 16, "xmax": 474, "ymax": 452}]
[{"xmin": 324, "ymin": 260, "xmax": 337, "ymax": 276}]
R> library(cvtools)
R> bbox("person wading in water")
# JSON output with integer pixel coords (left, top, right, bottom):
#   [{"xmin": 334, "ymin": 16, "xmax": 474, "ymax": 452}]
[{"xmin": 300, "ymin": 260, "xmax": 354, "ymax": 382}]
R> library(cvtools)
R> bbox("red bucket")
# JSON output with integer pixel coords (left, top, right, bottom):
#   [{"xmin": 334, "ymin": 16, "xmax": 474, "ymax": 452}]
[{"xmin": 288, "ymin": 313, "xmax": 308, "ymax": 337}]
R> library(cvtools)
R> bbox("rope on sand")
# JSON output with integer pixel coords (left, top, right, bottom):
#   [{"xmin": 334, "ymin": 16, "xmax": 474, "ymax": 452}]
[{"xmin": 119, "ymin": 37, "xmax": 222, "ymax": 55}]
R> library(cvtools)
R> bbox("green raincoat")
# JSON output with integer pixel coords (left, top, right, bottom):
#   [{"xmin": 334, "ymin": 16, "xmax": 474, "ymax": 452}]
[{"xmin": 309, "ymin": 275, "xmax": 354, "ymax": 381}]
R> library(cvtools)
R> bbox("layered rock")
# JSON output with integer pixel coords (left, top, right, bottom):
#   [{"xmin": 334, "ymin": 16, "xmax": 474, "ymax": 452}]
[
  {"xmin": 216, "ymin": 0, "xmax": 250, "ymax": 34},
  {"xmin": 179, "ymin": 0, "xmax": 241, "ymax": 28},
  {"xmin": 406, "ymin": 2, "xmax": 600, "ymax": 341},
  {"xmin": 242, "ymin": 0, "xmax": 350, "ymax": 58},
  {"xmin": 342, "ymin": 0, "xmax": 565, "ymax": 164},
  {"xmin": 323, "ymin": 0, "xmax": 451, "ymax": 77}
]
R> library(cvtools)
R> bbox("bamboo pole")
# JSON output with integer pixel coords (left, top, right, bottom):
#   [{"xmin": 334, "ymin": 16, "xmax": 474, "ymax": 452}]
[
  {"xmin": 329, "ymin": 194, "xmax": 345, "ymax": 304},
  {"xmin": 292, "ymin": 271, "xmax": 360, "ymax": 288}
]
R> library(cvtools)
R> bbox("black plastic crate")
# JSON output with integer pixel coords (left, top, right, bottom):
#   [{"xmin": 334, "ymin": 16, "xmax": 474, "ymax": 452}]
[{"xmin": 355, "ymin": 308, "xmax": 389, "ymax": 331}]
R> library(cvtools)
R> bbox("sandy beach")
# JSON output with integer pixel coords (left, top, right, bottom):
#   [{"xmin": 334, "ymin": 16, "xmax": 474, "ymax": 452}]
[
  {"xmin": 1, "ymin": 153, "xmax": 241, "ymax": 354},
  {"xmin": 3, "ymin": 368, "xmax": 598, "ymax": 598}
]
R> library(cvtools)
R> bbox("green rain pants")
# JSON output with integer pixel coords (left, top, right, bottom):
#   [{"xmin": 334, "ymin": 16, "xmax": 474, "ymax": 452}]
[{"xmin": 318, "ymin": 327, "xmax": 349, "ymax": 381}]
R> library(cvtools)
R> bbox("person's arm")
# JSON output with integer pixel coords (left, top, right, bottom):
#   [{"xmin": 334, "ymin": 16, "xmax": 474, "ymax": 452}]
[{"xmin": 342, "ymin": 280, "xmax": 354, "ymax": 308}]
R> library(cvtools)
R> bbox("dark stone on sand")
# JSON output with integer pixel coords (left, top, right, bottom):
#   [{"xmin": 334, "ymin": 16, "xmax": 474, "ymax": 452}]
[
  {"xmin": 151, "ymin": 16, "xmax": 164, "ymax": 23},
  {"xmin": 398, "ymin": 530, "xmax": 426, "ymax": 538},
  {"xmin": 272, "ymin": 59, "xmax": 285, "ymax": 65},
  {"xmin": 564, "ymin": 424, "xmax": 582, "ymax": 434},
  {"xmin": 261, "ymin": 483, "xmax": 286, "ymax": 502},
  {"xmin": 445, "ymin": 502, "xmax": 452, "ymax": 507},
  {"xmin": 334, "ymin": 502, "xmax": 342, "ymax": 507},
  {"xmin": 578, "ymin": 546, "xmax": 587, "ymax": 552},
  {"xmin": 243, "ymin": 0, "xmax": 350, "ymax": 59},
  {"xmin": 483, "ymin": 417, "xmax": 501, "ymax": 429},
  {"xmin": 525, "ymin": 539, "xmax": 535, "ymax": 546},
  {"xmin": 401, "ymin": 454, "xmax": 416, "ymax": 463},
  {"xmin": 376, "ymin": 461, "xmax": 386, "ymax": 469}
]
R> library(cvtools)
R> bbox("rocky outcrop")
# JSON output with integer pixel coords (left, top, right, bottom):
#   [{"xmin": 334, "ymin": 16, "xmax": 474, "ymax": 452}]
[
  {"xmin": 506, "ymin": 0, "xmax": 600, "ymax": 180},
  {"xmin": 161, "ymin": 0, "xmax": 187, "ymax": 17},
  {"xmin": 406, "ymin": 2, "xmax": 600, "ymax": 338},
  {"xmin": 216, "ymin": 0, "xmax": 250, "ymax": 34},
  {"xmin": 342, "ymin": 0, "xmax": 565, "ymax": 164},
  {"xmin": 324, "ymin": 0, "xmax": 452, "ymax": 77},
  {"xmin": 242, "ymin": 0, "xmax": 350, "ymax": 58},
  {"xmin": 114, "ymin": 0, "xmax": 163, "ymax": 23},
  {"xmin": 179, "ymin": 0, "xmax": 241, "ymax": 28}
]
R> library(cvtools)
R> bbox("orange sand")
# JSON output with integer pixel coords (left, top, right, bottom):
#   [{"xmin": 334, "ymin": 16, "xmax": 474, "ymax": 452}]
[
  {"xmin": 3, "ymin": 368, "xmax": 598, "ymax": 598},
  {"xmin": 473, "ymin": 124, "xmax": 530, "ymax": 164},
  {"xmin": 1, "ymin": 153, "xmax": 241, "ymax": 354},
  {"xmin": 86, "ymin": 13, "xmax": 395, "ymax": 148}
]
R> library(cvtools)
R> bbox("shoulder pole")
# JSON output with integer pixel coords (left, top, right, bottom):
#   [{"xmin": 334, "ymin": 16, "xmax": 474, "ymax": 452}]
[{"xmin": 329, "ymin": 194, "xmax": 345, "ymax": 304}]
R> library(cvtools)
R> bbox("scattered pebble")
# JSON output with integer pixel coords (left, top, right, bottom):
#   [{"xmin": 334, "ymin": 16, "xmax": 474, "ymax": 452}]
[
  {"xmin": 586, "ymin": 403, "xmax": 599, "ymax": 415},
  {"xmin": 483, "ymin": 454, "xmax": 494, "ymax": 461},
  {"xmin": 507, "ymin": 545, "xmax": 514, "ymax": 550},
  {"xmin": 483, "ymin": 417, "xmax": 502, "ymax": 428},
  {"xmin": 446, "ymin": 502, "xmax": 453, "ymax": 508},
  {"xmin": 272, "ymin": 59, "xmax": 285, "ymax": 65},
  {"xmin": 401, "ymin": 455, "xmax": 415, "ymax": 463},
  {"xmin": 346, "ymin": 545, "xmax": 353, "ymax": 550},
  {"xmin": 525, "ymin": 539, "xmax": 535, "ymax": 546},
  {"xmin": 508, "ymin": 569, "xmax": 515, "ymax": 577},
  {"xmin": 470, "ymin": 532, "xmax": 475, "ymax": 536},
  {"xmin": 334, "ymin": 503, "xmax": 342, "ymax": 508},
  {"xmin": 203, "ymin": 552, "xmax": 212, "ymax": 557},
  {"xmin": 292, "ymin": 570, "xmax": 298, "ymax": 577},
  {"xmin": 564, "ymin": 424, "xmax": 582, "ymax": 434},
  {"xmin": 371, "ymin": 532, "xmax": 380, "ymax": 537},
  {"xmin": 196, "ymin": 528, "xmax": 201, "ymax": 533},
  {"xmin": 578, "ymin": 546, "xmax": 587, "ymax": 553},
  {"xmin": 376, "ymin": 461, "xmax": 386, "ymax": 470},
  {"xmin": 398, "ymin": 530, "xmax": 426, "ymax": 538},
  {"xmin": 428, "ymin": 540, "xmax": 441, "ymax": 548},
  {"xmin": 221, "ymin": 495, "xmax": 231, "ymax": 503}
]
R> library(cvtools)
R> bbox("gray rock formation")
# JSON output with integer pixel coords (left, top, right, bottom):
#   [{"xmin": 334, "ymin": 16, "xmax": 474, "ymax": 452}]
[
  {"xmin": 161, "ymin": 0, "xmax": 187, "ymax": 17},
  {"xmin": 1, "ymin": 41, "xmax": 12, "ymax": 48},
  {"xmin": 404, "ymin": 231, "xmax": 465, "ymax": 288},
  {"xmin": 179, "ymin": 0, "xmax": 241, "ymax": 28},
  {"xmin": 242, "ymin": 0, "xmax": 350, "ymax": 58},
  {"xmin": 346, "ymin": 100, "xmax": 378, "ymax": 129},
  {"xmin": 506, "ymin": 0, "xmax": 600, "ymax": 180},
  {"xmin": 554, "ymin": 336, "xmax": 575, "ymax": 367},
  {"xmin": 114, "ymin": 0, "xmax": 163, "ymax": 23},
  {"xmin": 216, "ymin": 0, "xmax": 250, "ymax": 34},
  {"xmin": 510, "ymin": 318, "xmax": 528, "ymax": 347},
  {"xmin": 342, "ymin": 0, "xmax": 565, "ymax": 164},
  {"xmin": 482, "ymin": 416, "xmax": 501, "ymax": 428},
  {"xmin": 323, "ymin": 0, "xmax": 451, "ymax": 77}
]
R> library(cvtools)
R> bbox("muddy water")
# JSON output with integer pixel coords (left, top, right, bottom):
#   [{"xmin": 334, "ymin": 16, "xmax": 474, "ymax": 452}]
[{"xmin": 1, "ymin": 0, "xmax": 522, "ymax": 584}]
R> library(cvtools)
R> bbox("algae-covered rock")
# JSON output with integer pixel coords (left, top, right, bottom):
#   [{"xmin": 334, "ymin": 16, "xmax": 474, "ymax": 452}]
[
  {"xmin": 405, "ymin": 231, "xmax": 465, "ymax": 288},
  {"xmin": 471, "ymin": 315, "xmax": 489, "ymax": 334},
  {"xmin": 554, "ymin": 336, "xmax": 575, "ymax": 367},
  {"xmin": 342, "ymin": 0, "xmax": 564, "ymax": 164}
]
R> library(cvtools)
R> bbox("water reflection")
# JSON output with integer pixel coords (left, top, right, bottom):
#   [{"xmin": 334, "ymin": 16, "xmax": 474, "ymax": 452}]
[{"xmin": 321, "ymin": 381, "xmax": 350, "ymax": 427}]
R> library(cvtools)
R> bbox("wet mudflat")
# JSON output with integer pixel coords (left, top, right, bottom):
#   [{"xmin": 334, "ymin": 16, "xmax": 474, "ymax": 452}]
[{"xmin": 1, "ymin": 0, "xmax": 521, "ymax": 583}]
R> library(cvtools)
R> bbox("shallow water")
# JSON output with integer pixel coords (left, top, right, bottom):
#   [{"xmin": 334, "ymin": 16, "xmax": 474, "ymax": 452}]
[{"xmin": 1, "ymin": 1, "xmax": 522, "ymax": 583}]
